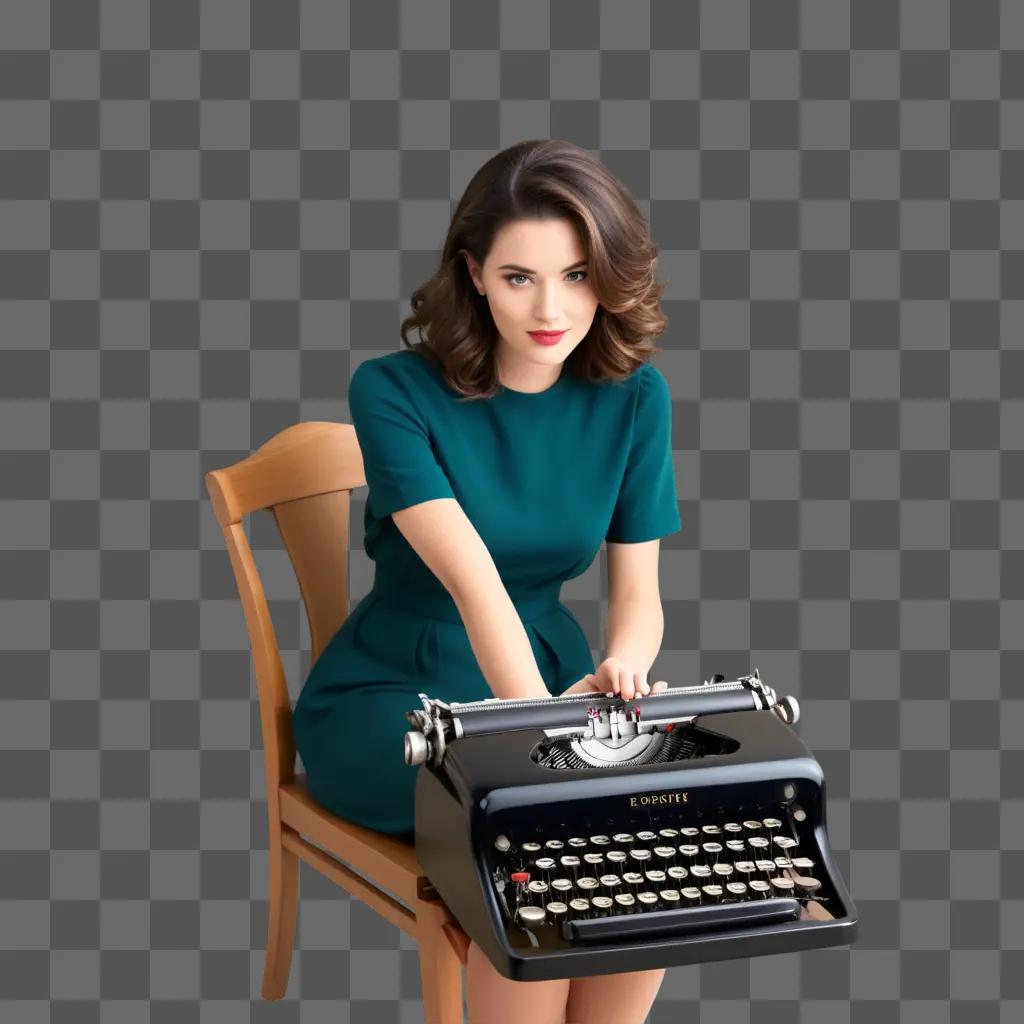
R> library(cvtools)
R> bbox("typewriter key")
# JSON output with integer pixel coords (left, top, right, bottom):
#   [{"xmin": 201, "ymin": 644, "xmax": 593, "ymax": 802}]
[
  {"xmin": 791, "ymin": 875, "xmax": 822, "ymax": 898},
  {"xmin": 667, "ymin": 866, "xmax": 689, "ymax": 882},
  {"xmin": 528, "ymin": 880, "xmax": 549, "ymax": 903},
  {"xmin": 568, "ymin": 897, "xmax": 590, "ymax": 915},
  {"xmin": 756, "ymin": 859, "xmax": 776, "ymax": 875},
  {"xmin": 702, "ymin": 841, "xmax": 723, "ymax": 861},
  {"xmin": 742, "ymin": 820, "xmax": 763, "ymax": 833},
  {"xmin": 770, "ymin": 876, "xmax": 795, "ymax": 896},
  {"xmin": 726, "ymin": 882, "xmax": 748, "ymax": 901},
  {"xmin": 623, "ymin": 870, "xmax": 644, "ymax": 886},
  {"xmin": 774, "ymin": 856, "xmax": 793, "ymax": 871},
  {"xmin": 678, "ymin": 843, "xmax": 699, "ymax": 860},
  {"xmin": 791, "ymin": 857, "xmax": 815, "ymax": 872},
  {"xmin": 560, "ymin": 854, "xmax": 581, "ymax": 875},
  {"xmin": 749, "ymin": 836, "xmax": 770, "ymax": 853},
  {"xmin": 494, "ymin": 835, "xmax": 512, "ymax": 853},
  {"xmin": 535, "ymin": 856, "xmax": 556, "ymax": 875},
  {"xmin": 735, "ymin": 861, "xmax": 757, "ymax": 877},
  {"xmin": 567, "ymin": 837, "xmax": 588, "ymax": 849},
  {"xmin": 606, "ymin": 850, "xmax": 627, "ymax": 866},
  {"xmin": 637, "ymin": 892, "xmax": 659, "ymax": 910},
  {"xmin": 660, "ymin": 889, "xmax": 681, "ymax": 906},
  {"xmin": 545, "ymin": 901, "xmax": 568, "ymax": 922},
  {"xmin": 522, "ymin": 842, "xmax": 543, "ymax": 855},
  {"xmin": 763, "ymin": 817, "xmax": 783, "ymax": 830},
  {"xmin": 680, "ymin": 827, "xmax": 701, "ymax": 839},
  {"xmin": 551, "ymin": 878, "xmax": 574, "ymax": 895},
  {"xmin": 726, "ymin": 839, "xmax": 746, "ymax": 854},
  {"xmin": 701, "ymin": 824, "xmax": 722, "ymax": 837},
  {"xmin": 658, "ymin": 827, "xmax": 680, "ymax": 840},
  {"xmin": 599, "ymin": 874, "xmax": 622, "ymax": 892},
  {"xmin": 690, "ymin": 864, "xmax": 712, "ymax": 882},
  {"xmin": 590, "ymin": 835, "xmax": 611, "ymax": 847},
  {"xmin": 629, "ymin": 848, "xmax": 652, "ymax": 864},
  {"xmin": 653, "ymin": 845, "xmax": 676, "ymax": 863},
  {"xmin": 775, "ymin": 835, "xmax": 797, "ymax": 850},
  {"xmin": 613, "ymin": 833, "xmax": 635, "ymax": 846},
  {"xmin": 636, "ymin": 830, "xmax": 658, "ymax": 842},
  {"xmin": 518, "ymin": 905, "xmax": 546, "ymax": 927},
  {"xmin": 680, "ymin": 886, "xmax": 701, "ymax": 905},
  {"xmin": 713, "ymin": 863, "xmax": 734, "ymax": 880},
  {"xmin": 724, "ymin": 822, "xmax": 743, "ymax": 835},
  {"xmin": 645, "ymin": 869, "xmax": 667, "ymax": 886},
  {"xmin": 545, "ymin": 839, "xmax": 565, "ymax": 852},
  {"xmin": 614, "ymin": 893, "xmax": 637, "ymax": 912},
  {"xmin": 591, "ymin": 895, "xmax": 614, "ymax": 914},
  {"xmin": 702, "ymin": 884, "xmax": 724, "ymax": 902},
  {"xmin": 577, "ymin": 877, "xmax": 599, "ymax": 894},
  {"xmin": 749, "ymin": 879, "xmax": 771, "ymax": 897}
]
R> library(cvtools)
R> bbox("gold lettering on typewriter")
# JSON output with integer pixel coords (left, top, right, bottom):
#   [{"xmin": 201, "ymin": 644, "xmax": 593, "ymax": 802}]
[{"xmin": 629, "ymin": 791, "xmax": 689, "ymax": 807}]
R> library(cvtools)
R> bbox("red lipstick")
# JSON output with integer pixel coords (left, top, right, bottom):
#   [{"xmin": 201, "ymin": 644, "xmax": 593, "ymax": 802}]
[{"xmin": 528, "ymin": 330, "xmax": 567, "ymax": 346}]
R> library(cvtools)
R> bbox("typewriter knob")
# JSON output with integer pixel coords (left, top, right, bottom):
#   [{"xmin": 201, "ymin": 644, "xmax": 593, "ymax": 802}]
[
  {"xmin": 405, "ymin": 730, "xmax": 430, "ymax": 766},
  {"xmin": 773, "ymin": 695, "xmax": 800, "ymax": 725}
]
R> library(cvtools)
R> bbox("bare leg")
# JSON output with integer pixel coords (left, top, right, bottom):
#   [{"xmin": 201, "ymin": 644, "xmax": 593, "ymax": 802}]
[
  {"xmin": 563, "ymin": 967, "xmax": 667, "ymax": 1024},
  {"xmin": 465, "ymin": 938, "xmax": 571, "ymax": 1024}
]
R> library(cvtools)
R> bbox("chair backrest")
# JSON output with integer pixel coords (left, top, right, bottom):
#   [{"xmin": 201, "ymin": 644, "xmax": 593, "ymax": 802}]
[{"xmin": 204, "ymin": 422, "xmax": 365, "ymax": 795}]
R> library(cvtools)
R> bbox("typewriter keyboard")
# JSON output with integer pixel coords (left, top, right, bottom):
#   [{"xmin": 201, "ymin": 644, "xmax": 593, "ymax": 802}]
[{"xmin": 490, "ymin": 815, "xmax": 834, "ymax": 942}]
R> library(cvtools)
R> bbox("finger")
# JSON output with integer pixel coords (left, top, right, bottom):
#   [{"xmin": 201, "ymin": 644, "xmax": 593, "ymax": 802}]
[
  {"xmin": 638, "ymin": 675, "xmax": 651, "ymax": 696},
  {"xmin": 620, "ymin": 669, "xmax": 635, "ymax": 700}
]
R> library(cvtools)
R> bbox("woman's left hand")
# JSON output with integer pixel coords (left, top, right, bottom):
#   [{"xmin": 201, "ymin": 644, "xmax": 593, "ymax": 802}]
[{"xmin": 570, "ymin": 658, "xmax": 669, "ymax": 700}]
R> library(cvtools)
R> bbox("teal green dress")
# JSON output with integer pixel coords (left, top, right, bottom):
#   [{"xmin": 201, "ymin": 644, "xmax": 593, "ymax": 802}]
[{"xmin": 291, "ymin": 348, "xmax": 681, "ymax": 837}]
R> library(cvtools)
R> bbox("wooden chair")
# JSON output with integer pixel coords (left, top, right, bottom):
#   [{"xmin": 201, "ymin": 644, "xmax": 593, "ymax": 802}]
[{"xmin": 205, "ymin": 421, "xmax": 471, "ymax": 1023}]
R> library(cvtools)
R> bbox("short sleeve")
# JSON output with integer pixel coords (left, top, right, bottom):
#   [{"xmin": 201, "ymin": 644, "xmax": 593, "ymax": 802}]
[
  {"xmin": 605, "ymin": 364, "xmax": 682, "ymax": 544},
  {"xmin": 348, "ymin": 358, "xmax": 456, "ymax": 519}
]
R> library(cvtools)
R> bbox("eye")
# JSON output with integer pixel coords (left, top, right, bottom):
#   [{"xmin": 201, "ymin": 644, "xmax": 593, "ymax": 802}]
[{"xmin": 502, "ymin": 270, "xmax": 589, "ymax": 287}]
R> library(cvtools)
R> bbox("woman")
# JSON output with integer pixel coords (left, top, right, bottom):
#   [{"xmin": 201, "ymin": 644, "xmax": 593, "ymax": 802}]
[{"xmin": 292, "ymin": 138, "xmax": 680, "ymax": 1023}]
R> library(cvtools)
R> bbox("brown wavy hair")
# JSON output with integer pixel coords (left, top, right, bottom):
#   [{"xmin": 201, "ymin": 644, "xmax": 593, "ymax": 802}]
[{"xmin": 398, "ymin": 138, "xmax": 669, "ymax": 401}]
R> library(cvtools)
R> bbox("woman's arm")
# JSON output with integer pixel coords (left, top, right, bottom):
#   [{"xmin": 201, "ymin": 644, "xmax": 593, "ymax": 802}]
[
  {"xmin": 454, "ymin": 579, "xmax": 552, "ymax": 701},
  {"xmin": 604, "ymin": 594, "xmax": 665, "ymax": 679},
  {"xmin": 604, "ymin": 538, "xmax": 665, "ymax": 678},
  {"xmin": 392, "ymin": 497, "xmax": 551, "ymax": 701}
]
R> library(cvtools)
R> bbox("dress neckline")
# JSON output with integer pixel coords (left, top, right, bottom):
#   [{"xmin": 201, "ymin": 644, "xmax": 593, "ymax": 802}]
[
  {"xmin": 403, "ymin": 348, "xmax": 573, "ymax": 401},
  {"xmin": 496, "ymin": 371, "xmax": 569, "ymax": 398}
]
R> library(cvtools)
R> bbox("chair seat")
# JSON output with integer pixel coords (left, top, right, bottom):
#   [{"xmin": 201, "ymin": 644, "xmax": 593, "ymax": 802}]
[{"xmin": 279, "ymin": 773, "xmax": 423, "ymax": 907}]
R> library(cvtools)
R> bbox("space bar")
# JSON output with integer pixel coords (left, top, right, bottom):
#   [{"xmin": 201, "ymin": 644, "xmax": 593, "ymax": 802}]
[{"xmin": 562, "ymin": 898, "xmax": 802, "ymax": 943}]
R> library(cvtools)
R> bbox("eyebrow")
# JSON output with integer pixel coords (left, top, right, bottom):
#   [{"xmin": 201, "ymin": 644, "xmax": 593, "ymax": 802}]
[{"xmin": 496, "ymin": 260, "xmax": 588, "ymax": 274}]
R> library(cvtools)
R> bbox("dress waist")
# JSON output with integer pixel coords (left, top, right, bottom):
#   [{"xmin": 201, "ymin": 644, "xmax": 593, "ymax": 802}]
[{"xmin": 368, "ymin": 580, "xmax": 562, "ymax": 624}]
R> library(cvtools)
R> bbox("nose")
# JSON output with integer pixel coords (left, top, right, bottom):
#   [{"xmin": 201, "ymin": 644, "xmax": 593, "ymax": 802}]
[{"xmin": 533, "ymin": 281, "xmax": 564, "ymax": 325}]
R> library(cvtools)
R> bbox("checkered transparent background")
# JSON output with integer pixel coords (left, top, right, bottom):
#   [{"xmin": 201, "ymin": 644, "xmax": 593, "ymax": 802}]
[{"xmin": 2, "ymin": 1, "xmax": 1023, "ymax": 1021}]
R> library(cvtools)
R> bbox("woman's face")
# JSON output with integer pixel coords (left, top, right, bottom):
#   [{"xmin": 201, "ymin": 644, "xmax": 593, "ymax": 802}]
[{"xmin": 465, "ymin": 217, "xmax": 600, "ymax": 379}]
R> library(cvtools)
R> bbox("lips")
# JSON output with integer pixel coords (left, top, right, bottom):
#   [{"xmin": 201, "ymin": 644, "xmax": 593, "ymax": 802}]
[{"xmin": 529, "ymin": 330, "xmax": 567, "ymax": 344}]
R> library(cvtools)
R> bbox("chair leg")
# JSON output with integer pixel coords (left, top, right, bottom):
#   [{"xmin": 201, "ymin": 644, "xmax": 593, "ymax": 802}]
[
  {"xmin": 261, "ymin": 829, "xmax": 300, "ymax": 1000},
  {"xmin": 416, "ymin": 899, "xmax": 466, "ymax": 1024}
]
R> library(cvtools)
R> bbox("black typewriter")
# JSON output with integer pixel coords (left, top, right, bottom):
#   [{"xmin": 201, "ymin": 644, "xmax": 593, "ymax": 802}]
[{"xmin": 403, "ymin": 671, "xmax": 857, "ymax": 982}]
